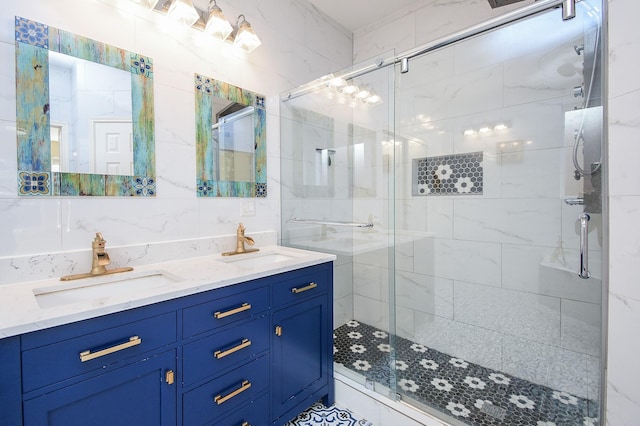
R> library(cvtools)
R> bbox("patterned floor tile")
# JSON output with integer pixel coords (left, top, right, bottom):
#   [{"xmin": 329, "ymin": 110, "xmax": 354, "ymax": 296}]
[
  {"xmin": 334, "ymin": 321, "xmax": 600, "ymax": 426},
  {"xmin": 287, "ymin": 402, "xmax": 372, "ymax": 426}
]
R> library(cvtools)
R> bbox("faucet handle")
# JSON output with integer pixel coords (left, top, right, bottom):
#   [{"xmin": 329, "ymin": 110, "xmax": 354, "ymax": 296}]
[{"xmin": 93, "ymin": 232, "xmax": 107, "ymax": 249}]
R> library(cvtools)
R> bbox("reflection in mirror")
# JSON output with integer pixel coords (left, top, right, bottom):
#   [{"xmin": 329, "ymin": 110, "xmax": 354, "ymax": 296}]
[
  {"xmin": 15, "ymin": 16, "xmax": 155, "ymax": 196},
  {"xmin": 349, "ymin": 124, "xmax": 377, "ymax": 197},
  {"xmin": 290, "ymin": 107, "xmax": 335, "ymax": 198},
  {"xmin": 212, "ymin": 99, "xmax": 254, "ymax": 183},
  {"xmin": 195, "ymin": 74, "xmax": 266, "ymax": 197},
  {"xmin": 49, "ymin": 51, "xmax": 133, "ymax": 176}
]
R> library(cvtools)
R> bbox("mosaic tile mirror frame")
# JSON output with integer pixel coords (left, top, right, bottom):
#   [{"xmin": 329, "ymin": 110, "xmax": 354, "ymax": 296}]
[
  {"xmin": 15, "ymin": 17, "xmax": 156, "ymax": 197},
  {"xmin": 195, "ymin": 74, "xmax": 266, "ymax": 197}
]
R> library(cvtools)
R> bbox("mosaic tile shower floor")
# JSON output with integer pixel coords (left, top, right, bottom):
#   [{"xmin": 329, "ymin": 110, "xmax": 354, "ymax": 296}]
[
  {"xmin": 334, "ymin": 321, "xmax": 599, "ymax": 426},
  {"xmin": 286, "ymin": 402, "xmax": 372, "ymax": 426}
]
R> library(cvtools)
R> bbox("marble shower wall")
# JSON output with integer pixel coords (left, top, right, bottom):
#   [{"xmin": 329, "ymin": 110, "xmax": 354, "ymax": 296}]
[
  {"xmin": 605, "ymin": 0, "xmax": 640, "ymax": 423},
  {"xmin": 0, "ymin": 0, "xmax": 352, "ymax": 280},
  {"xmin": 350, "ymin": 0, "xmax": 604, "ymax": 401}
]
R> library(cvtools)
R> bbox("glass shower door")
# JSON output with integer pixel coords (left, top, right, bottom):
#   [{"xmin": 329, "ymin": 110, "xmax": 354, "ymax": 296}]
[
  {"xmin": 391, "ymin": 1, "xmax": 603, "ymax": 425},
  {"xmin": 279, "ymin": 53, "xmax": 397, "ymax": 402}
]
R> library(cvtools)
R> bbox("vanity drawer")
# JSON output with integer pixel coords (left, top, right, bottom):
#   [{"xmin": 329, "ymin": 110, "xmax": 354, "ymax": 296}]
[
  {"xmin": 22, "ymin": 312, "xmax": 176, "ymax": 393},
  {"xmin": 213, "ymin": 392, "xmax": 269, "ymax": 426},
  {"xmin": 183, "ymin": 354, "xmax": 269, "ymax": 426},
  {"xmin": 272, "ymin": 264, "xmax": 331, "ymax": 308},
  {"xmin": 183, "ymin": 315, "xmax": 270, "ymax": 386},
  {"xmin": 183, "ymin": 285, "xmax": 269, "ymax": 337}
]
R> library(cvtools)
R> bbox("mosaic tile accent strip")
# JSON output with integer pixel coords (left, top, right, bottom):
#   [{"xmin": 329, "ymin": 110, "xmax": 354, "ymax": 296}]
[
  {"xmin": 131, "ymin": 54, "xmax": 153, "ymax": 78},
  {"xmin": 256, "ymin": 182, "xmax": 267, "ymax": 198},
  {"xmin": 18, "ymin": 172, "xmax": 50, "ymax": 195},
  {"xmin": 15, "ymin": 17, "xmax": 48, "ymax": 48},
  {"xmin": 413, "ymin": 152, "xmax": 483, "ymax": 196},
  {"xmin": 133, "ymin": 177, "xmax": 156, "ymax": 197},
  {"xmin": 334, "ymin": 321, "xmax": 599, "ymax": 426},
  {"xmin": 286, "ymin": 402, "xmax": 372, "ymax": 426},
  {"xmin": 197, "ymin": 179, "xmax": 215, "ymax": 197}
]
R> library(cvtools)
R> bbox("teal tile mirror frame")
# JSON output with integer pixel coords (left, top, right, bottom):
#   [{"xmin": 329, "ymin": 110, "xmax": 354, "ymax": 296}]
[
  {"xmin": 15, "ymin": 16, "xmax": 156, "ymax": 196},
  {"xmin": 195, "ymin": 74, "xmax": 266, "ymax": 197}
]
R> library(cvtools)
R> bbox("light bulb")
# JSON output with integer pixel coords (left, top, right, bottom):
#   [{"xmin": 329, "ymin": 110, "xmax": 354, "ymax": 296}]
[{"xmin": 167, "ymin": 0, "xmax": 200, "ymax": 27}]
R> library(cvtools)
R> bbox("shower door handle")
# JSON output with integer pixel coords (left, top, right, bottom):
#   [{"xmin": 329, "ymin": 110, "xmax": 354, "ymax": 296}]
[{"xmin": 578, "ymin": 213, "xmax": 590, "ymax": 279}]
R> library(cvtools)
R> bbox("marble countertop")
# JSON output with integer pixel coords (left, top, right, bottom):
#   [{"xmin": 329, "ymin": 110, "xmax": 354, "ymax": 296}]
[{"xmin": 0, "ymin": 245, "xmax": 335, "ymax": 339}]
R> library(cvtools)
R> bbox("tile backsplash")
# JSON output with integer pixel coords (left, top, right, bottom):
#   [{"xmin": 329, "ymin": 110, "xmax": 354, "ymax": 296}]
[{"xmin": 0, "ymin": 231, "xmax": 277, "ymax": 286}]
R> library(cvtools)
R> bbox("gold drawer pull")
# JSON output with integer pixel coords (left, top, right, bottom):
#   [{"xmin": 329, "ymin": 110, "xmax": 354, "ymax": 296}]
[
  {"xmin": 214, "ymin": 339, "xmax": 252, "ymax": 359},
  {"xmin": 242, "ymin": 423, "xmax": 250, "ymax": 426},
  {"xmin": 214, "ymin": 303, "xmax": 251, "ymax": 319},
  {"xmin": 79, "ymin": 336, "xmax": 141, "ymax": 362},
  {"xmin": 214, "ymin": 380, "xmax": 252, "ymax": 405},
  {"xmin": 291, "ymin": 282, "xmax": 317, "ymax": 294}
]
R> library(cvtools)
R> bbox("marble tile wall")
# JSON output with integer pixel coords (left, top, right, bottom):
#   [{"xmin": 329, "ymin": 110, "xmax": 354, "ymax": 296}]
[
  {"xmin": 0, "ymin": 0, "xmax": 352, "ymax": 280},
  {"xmin": 606, "ymin": 0, "xmax": 640, "ymax": 423}
]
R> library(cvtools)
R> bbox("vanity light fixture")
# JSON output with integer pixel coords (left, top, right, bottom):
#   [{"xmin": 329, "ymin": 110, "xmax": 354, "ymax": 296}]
[
  {"xmin": 365, "ymin": 94, "xmax": 382, "ymax": 104},
  {"xmin": 167, "ymin": 0, "xmax": 199, "ymax": 27},
  {"xmin": 464, "ymin": 123, "xmax": 509, "ymax": 136},
  {"xmin": 296, "ymin": 73, "xmax": 383, "ymax": 106},
  {"xmin": 329, "ymin": 77, "xmax": 347, "ymax": 88},
  {"xmin": 232, "ymin": 15, "xmax": 262, "ymax": 53},
  {"xmin": 204, "ymin": 0, "xmax": 233, "ymax": 40},
  {"xmin": 341, "ymin": 84, "xmax": 359, "ymax": 95},
  {"xmin": 134, "ymin": 0, "xmax": 262, "ymax": 53},
  {"xmin": 354, "ymin": 89, "xmax": 371, "ymax": 100}
]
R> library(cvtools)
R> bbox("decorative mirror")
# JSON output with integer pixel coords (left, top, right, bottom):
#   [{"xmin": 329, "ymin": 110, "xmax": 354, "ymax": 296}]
[
  {"xmin": 15, "ymin": 16, "xmax": 156, "ymax": 196},
  {"xmin": 194, "ymin": 74, "xmax": 266, "ymax": 197}
]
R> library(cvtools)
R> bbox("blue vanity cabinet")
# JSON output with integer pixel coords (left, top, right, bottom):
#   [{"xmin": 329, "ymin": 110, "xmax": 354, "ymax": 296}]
[
  {"xmin": 6, "ymin": 260, "xmax": 333, "ymax": 426},
  {"xmin": 271, "ymin": 263, "xmax": 334, "ymax": 425},
  {"xmin": 181, "ymin": 284, "xmax": 272, "ymax": 425},
  {"xmin": 20, "ymin": 303, "xmax": 178, "ymax": 426},
  {"xmin": 0, "ymin": 336, "xmax": 22, "ymax": 426},
  {"xmin": 23, "ymin": 350, "xmax": 177, "ymax": 425}
]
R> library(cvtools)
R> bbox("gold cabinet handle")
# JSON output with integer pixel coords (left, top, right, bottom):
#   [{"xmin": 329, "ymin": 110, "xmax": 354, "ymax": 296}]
[
  {"xmin": 214, "ymin": 303, "xmax": 251, "ymax": 319},
  {"xmin": 214, "ymin": 339, "xmax": 252, "ymax": 359},
  {"xmin": 275, "ymin": 326, "xmax": 282, "ymax": 336},
  {"xmin": 242, "ymin": 423, "xmax": 250, "ymax": 426},
  {"xmin": 214, "ymin": 380, "xmax": 251, "ymax": 405},
  {"xmin": 79, "ymin": 335, "xmax": 141, "ymax": 362},
  {"xmin": 291, "ymin": 282, "xmax": 317, "ymax": 294},
  {"xmin": 165, "ymin": 370, "xmax": 175, "ymax": 385}
]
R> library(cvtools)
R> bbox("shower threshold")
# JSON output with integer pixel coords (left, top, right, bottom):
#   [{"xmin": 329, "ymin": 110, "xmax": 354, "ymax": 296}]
[{"xmin": 334, "ymin": 321, "xmax": 599, "ymax": 426}]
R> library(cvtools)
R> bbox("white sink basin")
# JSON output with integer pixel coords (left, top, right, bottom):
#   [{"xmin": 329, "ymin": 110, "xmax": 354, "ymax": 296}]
[
  {"xmin": 218, "ymin": 248, "xmax": 302, "ymax": 268},
  {"xmin": 33, "ymin": 270, "xmax": 181, "ymax": 308}
]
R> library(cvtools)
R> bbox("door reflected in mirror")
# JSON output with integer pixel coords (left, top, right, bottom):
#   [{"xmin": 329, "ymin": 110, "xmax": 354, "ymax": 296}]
[
  {"xmin": 49, "ymin": 51, "xmax": 133, "ymax": 176},
  {"xmin": 15, "ymin": 16, "xmax": 155, "ymax": 197},
  {"xmin": 212, "ymin": 99, "xmax": 254, "ymax": 183}
]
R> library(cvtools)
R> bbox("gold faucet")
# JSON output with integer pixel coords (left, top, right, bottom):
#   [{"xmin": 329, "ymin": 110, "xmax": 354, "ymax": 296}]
[
  {"xmin": 91, "ymin": 232, "xmax": 110, "ymax": 275},
  {"xmin": 222, "ymin": 223, "xmax": 259, "ymax": 256},
  {"xmin": 60, "ymin": 233, "xmax": 133, "ymax": 281}
]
